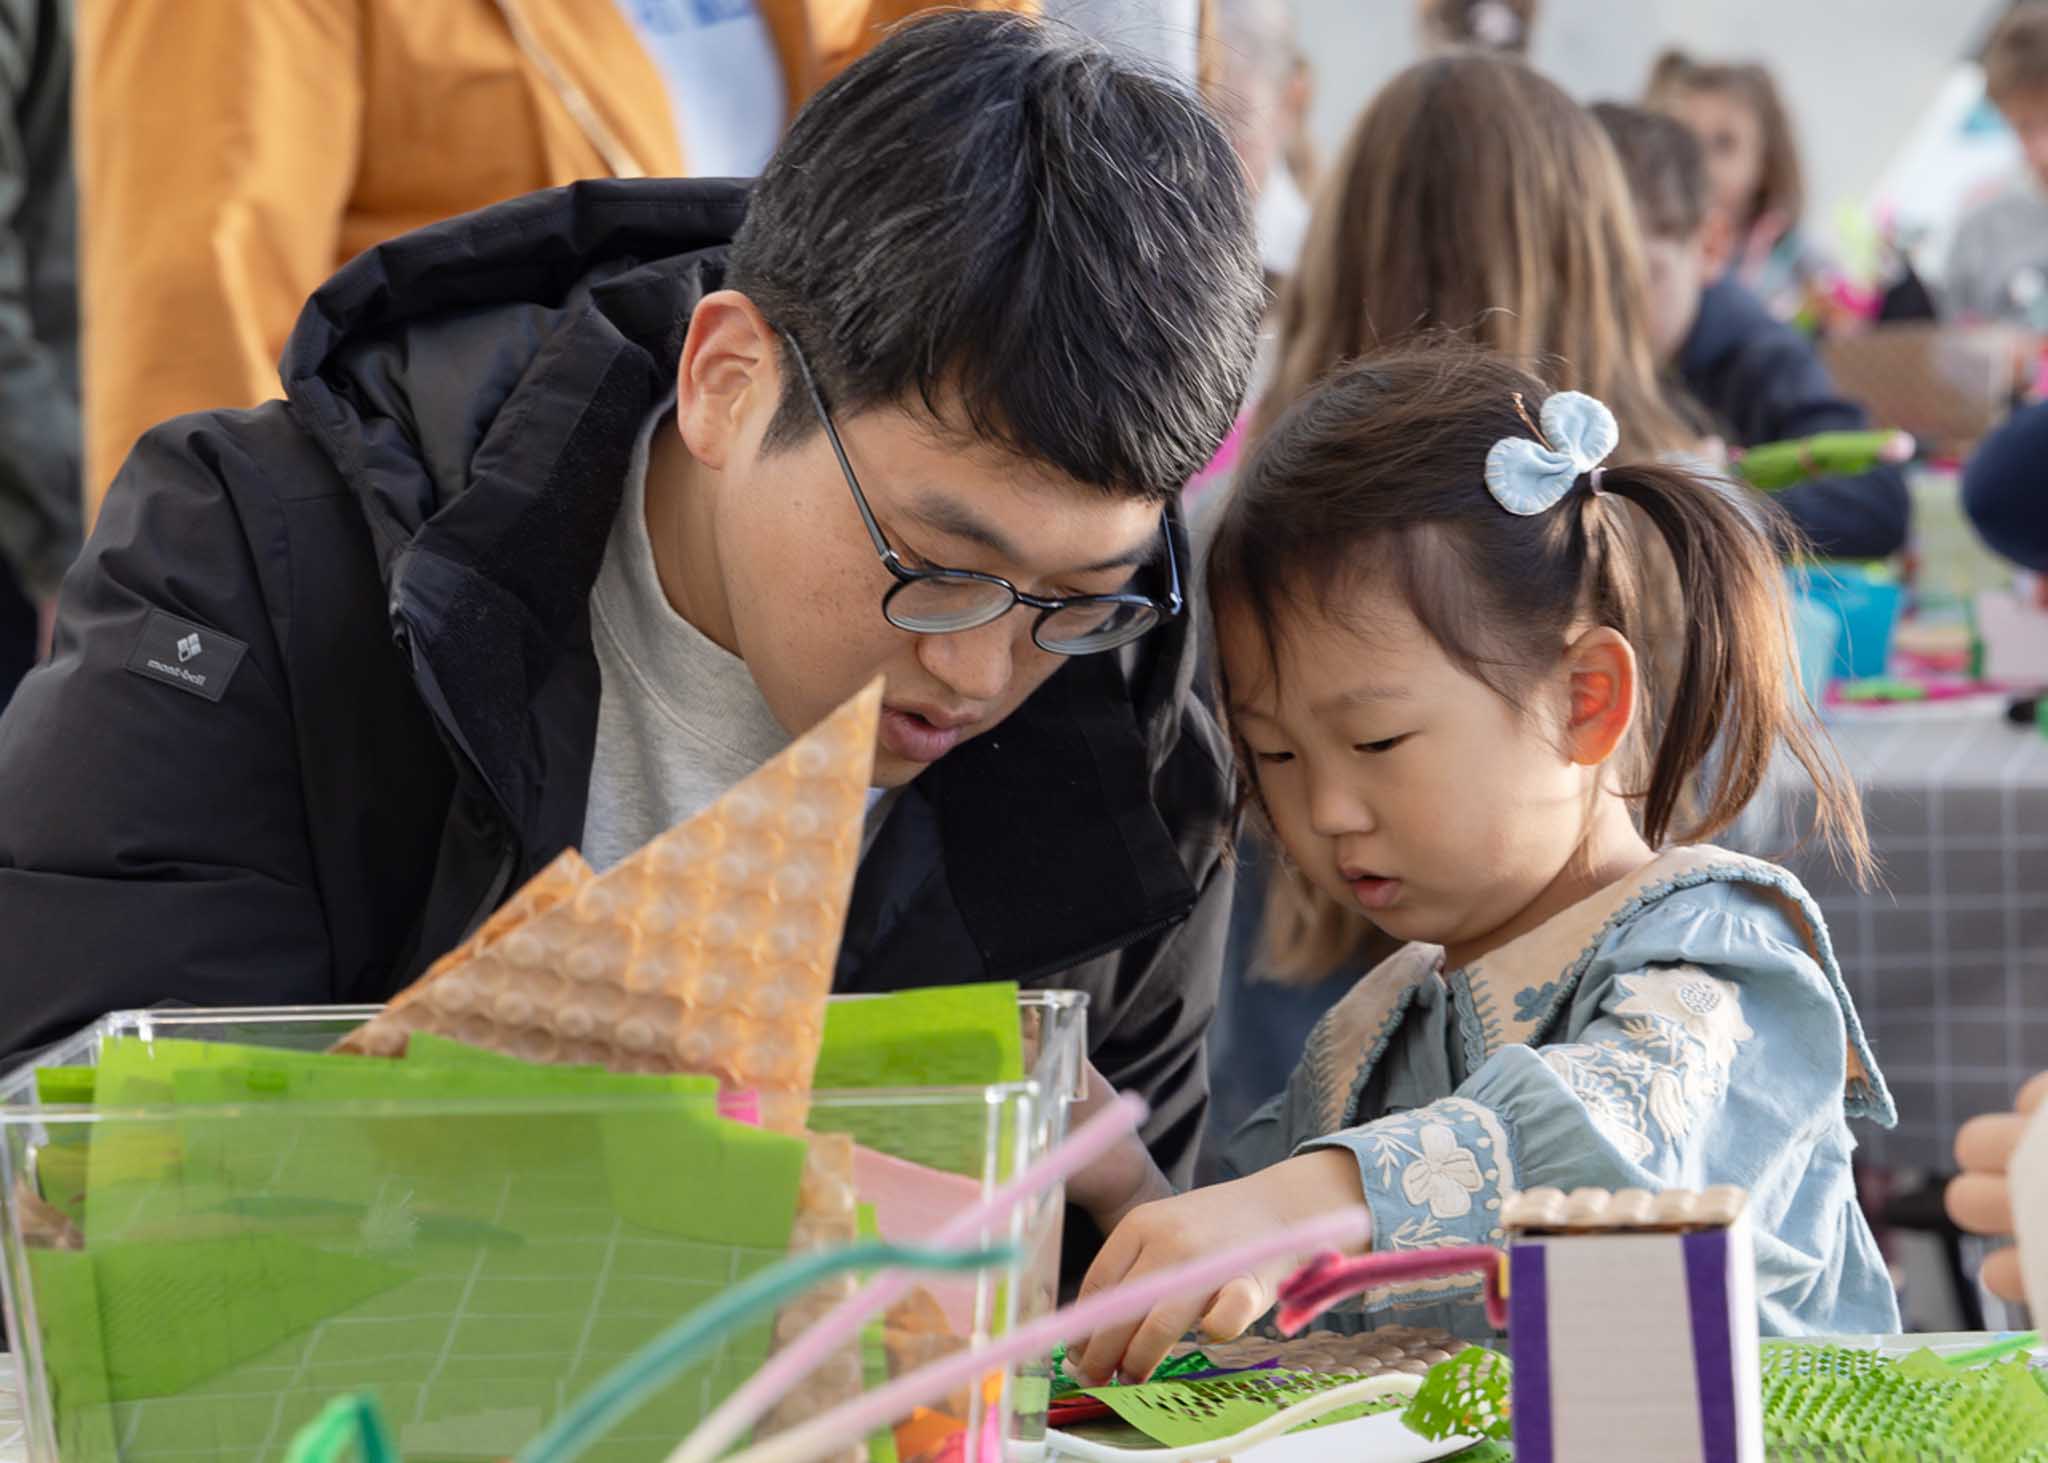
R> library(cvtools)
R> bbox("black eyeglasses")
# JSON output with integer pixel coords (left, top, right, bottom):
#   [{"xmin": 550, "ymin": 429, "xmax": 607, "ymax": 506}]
[{"xmin": 784, "ymin": 336, "xmax": 1183, "ymax": 657}]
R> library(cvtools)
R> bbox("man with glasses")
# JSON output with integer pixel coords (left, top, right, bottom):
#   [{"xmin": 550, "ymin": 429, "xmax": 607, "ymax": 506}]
[{"xmin": 0, "ymin": 13, "xmax": 1263, "ymax": 1237}]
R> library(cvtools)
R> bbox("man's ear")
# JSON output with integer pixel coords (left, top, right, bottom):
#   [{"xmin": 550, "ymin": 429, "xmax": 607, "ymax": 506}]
[
  {"xmin": 674, "ymin": 289, "xmax": 780, "ymax": 471},
  {"xmin": 1560, "ymin": 626, "xmax": 1639, "ymax": 767}
]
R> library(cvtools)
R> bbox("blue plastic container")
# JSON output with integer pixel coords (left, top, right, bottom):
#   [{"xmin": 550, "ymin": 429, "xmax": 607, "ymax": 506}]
[
  {"xmin": 1790, "ymin": 566, "xmax": 1902, "ymax": 681},
  {"xmin": 1789, "ymin": 592, "xmax": 1841, "ymax": 706}
]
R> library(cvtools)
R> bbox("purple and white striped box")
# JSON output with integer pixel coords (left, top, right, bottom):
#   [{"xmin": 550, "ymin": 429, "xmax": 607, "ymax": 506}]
[{"xmin": 1508, "ymin": 1211, "xmax": 1763, "ymax": 1463}]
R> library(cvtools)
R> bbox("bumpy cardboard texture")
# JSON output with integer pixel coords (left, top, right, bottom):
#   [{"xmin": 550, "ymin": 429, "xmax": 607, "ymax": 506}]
[{"xmin": 336, "ymin": 678, "xmax": 883, "ymax": 1134}]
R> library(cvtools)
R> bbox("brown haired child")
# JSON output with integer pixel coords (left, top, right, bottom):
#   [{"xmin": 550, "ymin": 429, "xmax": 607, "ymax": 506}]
[{"xmin": 1073, "ymin": 345, "xmax": 1896, "ymax": 1377}]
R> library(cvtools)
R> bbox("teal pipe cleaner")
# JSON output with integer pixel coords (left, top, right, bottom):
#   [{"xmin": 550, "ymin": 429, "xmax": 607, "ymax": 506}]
[{"xmin": 514, "ymin": 1238, "xmax": 1015, "ymax": 1463}]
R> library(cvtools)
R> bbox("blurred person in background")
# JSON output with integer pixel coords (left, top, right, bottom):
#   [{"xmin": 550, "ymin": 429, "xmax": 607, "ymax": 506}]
[
  {"xmin": 1962, "ymin": 399, "xmax": 2048, "ymax": 581},
  {"xmin": 1596, "ymin": 102, "xmax": 1910, "ymax": 560},
  {"xmin": 1043, "ymin": 0, "xmax": 1207, "ymax": 83},
  {"xmin": 1946, "ymin": 2, "xmax": 2048, "ymax": 327},
  {"xmin": 1179, "ymin": 0, "xmax": 1312, "ymax": 511},
  {"xmin": 1647, "ymin": 49, "xmax": 1816, "ymax": 319},
  {"xmin": 1415, "ymin": 0, "xmax": 1536, "ymax": 55},
  {"xmin": 1212, "ymin": 0, "xmax": 1309, "ymax": 284},
  {"xmin": 75, "ymin": 0, "xmax": 1048, "ymax": 528},
  {"xmin": 0, "ymin": 0, "xmax": 75, "ymax": 709}
]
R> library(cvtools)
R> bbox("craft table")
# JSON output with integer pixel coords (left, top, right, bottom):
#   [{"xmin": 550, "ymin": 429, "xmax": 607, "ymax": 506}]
[{"xmin": 1739, "ymin": 707, "xmax": 2048, "ymax": 1172}]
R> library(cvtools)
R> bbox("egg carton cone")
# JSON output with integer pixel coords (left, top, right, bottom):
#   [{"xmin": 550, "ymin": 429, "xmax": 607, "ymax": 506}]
[
  {"xmin": 332, "ymin": 848, "xmax": 593, "ymax": 1056},
  {"xmin": 332, "ymin": 678, "xmax": 882, "ymax": 1132}
]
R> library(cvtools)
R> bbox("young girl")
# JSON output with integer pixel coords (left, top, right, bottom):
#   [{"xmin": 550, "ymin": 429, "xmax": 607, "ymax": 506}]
[
  {"xmin": 1194, "ymin": 53, "xmax": 1707, "ymax": 1140},
  {"xmin": 1070, "ymin": 346, "xmax": 1896, "ymax": 1386},
  {"xmin": 1646, "ymin": 50, "xmax": 1814, "ymax": 316}
]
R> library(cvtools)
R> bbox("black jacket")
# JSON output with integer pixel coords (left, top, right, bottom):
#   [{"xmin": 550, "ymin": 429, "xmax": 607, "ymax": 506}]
[
  {"xmin": 1678, "ymin": 276, "xmax": 1911, "ymax": 561},
  {"xmin": 0, "ymin": 180, "xmax": 1235, "ymax": 1198},
  {"xmin": 0, "ymin": 0, "xmax": 78, "ymax": 602}
]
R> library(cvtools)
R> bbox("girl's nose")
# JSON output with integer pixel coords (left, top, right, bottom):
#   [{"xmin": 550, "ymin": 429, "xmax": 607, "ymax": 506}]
[{"xmin": 1305, "ymin": 762, "xmax": 1375, "ymax": 839}]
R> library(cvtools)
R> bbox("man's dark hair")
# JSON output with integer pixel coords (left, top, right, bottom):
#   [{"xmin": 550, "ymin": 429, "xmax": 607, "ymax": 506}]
[
  {"xmin": 1592, "ymin": 101, "xmax": 1710, "ymax": 242},
  {"xmin": 727, "ymin": 12, "xmax": 1263, "ymax": 503}
]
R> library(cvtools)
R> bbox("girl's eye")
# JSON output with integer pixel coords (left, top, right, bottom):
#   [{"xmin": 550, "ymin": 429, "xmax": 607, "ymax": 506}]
[
  {"xmin": 1356, "ymin": 735, "xmax": 1409, "ymax": 756},
  {"xmin": 1252, "ymin": 750, "xmax": 1295, "ymax": 767}
]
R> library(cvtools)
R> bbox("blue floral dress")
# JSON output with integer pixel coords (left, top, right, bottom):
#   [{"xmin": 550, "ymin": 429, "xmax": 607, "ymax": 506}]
[{"xmin": 1220, "ymin": 846, "xmax": 1899, "ymax": 1339}]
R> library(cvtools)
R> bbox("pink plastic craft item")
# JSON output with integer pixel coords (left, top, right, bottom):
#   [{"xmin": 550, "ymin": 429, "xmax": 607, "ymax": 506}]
[
  {"xmin": 672, "ymin": 1094, "xmax": 1152, "ymax": 1463},
  {"xmin": 1274, "ymin": 1246, "xmax": 1507, "ymax": 1333},
  {"xmin": 700, "ymin": 1206, "xmax": 1376, "ymax": 1463}
]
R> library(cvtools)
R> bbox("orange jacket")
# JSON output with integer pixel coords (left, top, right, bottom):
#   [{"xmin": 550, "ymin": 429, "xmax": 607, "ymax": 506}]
[{"xmin": 76, "ymin": 0, "xmax": 1046, "ymax": 523}]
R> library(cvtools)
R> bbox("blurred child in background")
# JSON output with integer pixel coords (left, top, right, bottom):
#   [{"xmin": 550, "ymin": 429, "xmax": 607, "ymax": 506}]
[
  {"xmin": 1596, "ymin": 102, "xmax": 1910, "ymax": 560},
  {"xmin": 1648, "ymin": 50, "xmax": 1816, "ymax": 318},
  {"xmin": 1946, "ymin": 1, "xmax": 2048, "ymax": 327},
  {"xmin": 1416, "ymin": 0, "xmax": 1537, "ymax": 56}
]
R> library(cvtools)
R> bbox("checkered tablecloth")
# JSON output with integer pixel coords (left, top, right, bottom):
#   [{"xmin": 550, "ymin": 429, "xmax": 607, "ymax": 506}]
[{"xmin": 1742, "ymin": 708, "xmax": 2048, "ymax": 1171}]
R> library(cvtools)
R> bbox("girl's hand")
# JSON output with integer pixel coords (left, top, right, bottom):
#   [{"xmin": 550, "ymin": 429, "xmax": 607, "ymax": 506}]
[
  {"xmin": 1064, "ymin": 1061, "xmax": 1174, "ymax": 1235},
  {"xmin": 1948, "ymin": 1070, "xmax": 2048, "ymax": 1302},
  {"xmin": 1067, "ymin": 1148, "xmax": 1367, "ymax": 1387}
]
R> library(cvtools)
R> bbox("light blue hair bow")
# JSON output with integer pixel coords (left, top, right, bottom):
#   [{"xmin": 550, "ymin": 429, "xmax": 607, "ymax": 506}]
[{"xmin": 1483, "ymin": 391, "xmax": 1619, "ymax": 516}]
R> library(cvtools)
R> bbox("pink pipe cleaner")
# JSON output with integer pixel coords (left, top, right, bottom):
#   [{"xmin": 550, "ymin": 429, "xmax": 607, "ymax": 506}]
[
  {"xmin": 1275, "ymin": 1245, "xmax": 1508, "ymax": 1333},
  {"xmin": 672, "ymin": 1094, "xmax": 1151, "ymax": 1463},
  {"xmin": 702, "ymin": 1207, "xmax": 1375, "ymax": 1463}
]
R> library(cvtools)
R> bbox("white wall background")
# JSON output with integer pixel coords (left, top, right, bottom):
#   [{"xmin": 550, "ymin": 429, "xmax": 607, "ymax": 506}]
[{"xmin": 1291, "ymin": 0, "xmax": 2011, "ymax": 236}]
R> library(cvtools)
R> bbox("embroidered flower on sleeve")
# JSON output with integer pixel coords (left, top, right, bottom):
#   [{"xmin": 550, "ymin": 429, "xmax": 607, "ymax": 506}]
[
  {"xmin": 1612, "ymin": 968, "xmax": 1756, "ymax": 1072},
  {"xmin": 1399, "ymin": 1121, "xmax": 1488, "ymax": 1218},
  {"xmin": 1539, "ymin": 968, "xmax": 1757, "ymax": 1166}
]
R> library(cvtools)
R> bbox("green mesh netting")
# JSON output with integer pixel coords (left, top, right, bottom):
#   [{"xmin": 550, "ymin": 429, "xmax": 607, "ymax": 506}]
[
  {"xmin": 1399, "ymin": 1340, "xmax": 2048, "ymax": 1461},
  {"xmin": 1759, "ymin": 1343, "xmax": 2048, "ymax": 1461},
  {"xmin": 1048, "ymin": 1345, "xmax": 1215, "ymax": 1399},
  {"xmin": 1402, "ymin": 1346, "xmax": 1513, "ymax": 1444}
]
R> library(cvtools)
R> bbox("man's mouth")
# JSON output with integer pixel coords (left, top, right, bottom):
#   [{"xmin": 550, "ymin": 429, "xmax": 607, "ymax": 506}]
[{"xmin": 878, "ymin": 705, "xmax": 975, "ymax": 764}]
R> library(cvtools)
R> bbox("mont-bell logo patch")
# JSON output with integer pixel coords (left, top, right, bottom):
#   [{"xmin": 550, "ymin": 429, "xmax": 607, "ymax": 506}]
[{"xmin": 125, "ymin": 610, "xmax": 248, "ymax": 703}]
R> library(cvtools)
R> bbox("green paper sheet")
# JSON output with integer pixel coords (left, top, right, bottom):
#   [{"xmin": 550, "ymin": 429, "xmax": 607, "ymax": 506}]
[
  {"xmin": 36, "ymin": 1032, "xmax": 812, "ymax": 1463},
  {"xmin": 857, "ymin": 1203, "xmax": 902, "ymax": 1463},
  {"xmin": 814, "ymin": 983, "xmax": 1024, "ymax": 1088},
  {"xmin": 401, "ymin": 1032, "xmax": 607, "ymax": 1077},
  {"xmin": 809, "ymin": 984, "xmax": 1024, "ymax": 1176},
  {"xmin": 1080, "ymin": 1371, "xmax": 1406, "ymax": 1449}
]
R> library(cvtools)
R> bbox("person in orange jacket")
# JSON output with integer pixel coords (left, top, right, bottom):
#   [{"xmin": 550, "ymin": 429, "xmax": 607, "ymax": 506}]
[{"xmin": 77, "ymin": 0, "xmax": 1118, "ymax": 526}]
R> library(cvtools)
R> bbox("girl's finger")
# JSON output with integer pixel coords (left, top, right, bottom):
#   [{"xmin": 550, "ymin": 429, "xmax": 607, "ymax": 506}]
[
  {"xmin": 1956, "ymin": 1112, "xmax": 2029, "ymax": 1176},
  {"xmin": 1116, "ymin": 1294, "xmax": 1213, "ymax": 1385},
  {"xmin": 1074, "ymin": 1309, "xmax": 1154, "ymax": 1389},
  {"xmin": 1947, "ymin": 1171, "xmax": 2016, "ymax": 1237},
  {"xmin": 1197, "ymin": 1275, "xmax": 1270, "ymax": 1342},
  {"xmin": 1982, "ymin": 1245, "xmax": 2029, "ymax": 1305},
  {"xmin": 1068, "ymin": 1219, "xmax": 1147, "ymax": 1352}
]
